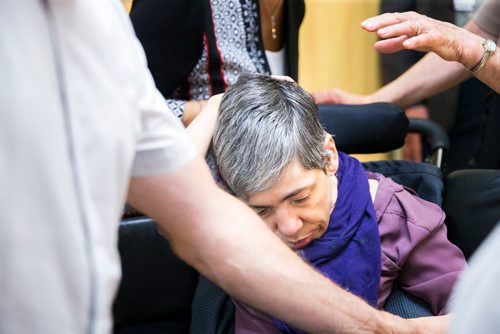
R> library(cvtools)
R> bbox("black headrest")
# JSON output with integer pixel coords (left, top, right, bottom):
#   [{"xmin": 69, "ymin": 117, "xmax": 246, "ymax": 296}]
[{"xmin": 318, "ymin": 102, "xmax": 408, "ymax": 154}]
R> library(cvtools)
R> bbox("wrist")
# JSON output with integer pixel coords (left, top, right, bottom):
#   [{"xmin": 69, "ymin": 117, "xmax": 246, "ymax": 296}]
[
  {"xmin": 368, "ymin": 89, "xmax": 398, "ymax": 106},
  {"xmin": 459, "ymin": 29, "xmax": 487, "ymax": 69},
  {"xmin": 466, "ymin": 38, "xmax": 497, "ymax": 73},
  {"xmin": 376, "ymin": 310, "xmax": 421, "ymax": 334}
]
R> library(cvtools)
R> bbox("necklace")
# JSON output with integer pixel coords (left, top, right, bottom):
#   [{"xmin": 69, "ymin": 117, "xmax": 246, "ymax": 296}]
[{"xmin": 262, "ymin": 0, "xmax": 284, "ymax": 39}]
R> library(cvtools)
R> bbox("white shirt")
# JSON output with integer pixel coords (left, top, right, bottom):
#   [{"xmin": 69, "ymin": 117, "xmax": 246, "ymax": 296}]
[
  {"xmin": 265, "ymin": 47, "xmax": 288, "ymax": 77},
  {"xmin": 0, "ymin": 0, "xmax": 195, "ymax": 333},
  {"xmin": 450, "ymin": 226, "xmax": 500, "ymax": 334}
]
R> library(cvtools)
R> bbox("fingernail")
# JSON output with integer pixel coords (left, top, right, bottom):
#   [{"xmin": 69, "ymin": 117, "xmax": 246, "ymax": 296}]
[
  {"xmin": 361, "ymin": 20, "xmax": 373, "ymax": 29},
  {"xmin": 379, "ymin": 28, "xmax": 387, "ymax": 36}
]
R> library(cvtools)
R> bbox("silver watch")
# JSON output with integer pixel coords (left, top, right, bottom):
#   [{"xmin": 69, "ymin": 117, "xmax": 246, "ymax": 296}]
[{"xmin": 468, "ymin": 39, "xmax": 497, "ymax": 74}]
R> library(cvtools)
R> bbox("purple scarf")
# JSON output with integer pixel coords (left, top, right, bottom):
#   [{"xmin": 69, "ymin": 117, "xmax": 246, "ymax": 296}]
[{"xmin": 273, "ymin": 152, "xmax": 381, "ymax": 333}]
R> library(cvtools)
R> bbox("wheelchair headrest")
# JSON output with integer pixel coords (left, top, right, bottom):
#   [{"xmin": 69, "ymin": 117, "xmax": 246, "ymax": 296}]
[{"xmin": 318, "ymin": 102, "xmax": 408, "ymax": 154}]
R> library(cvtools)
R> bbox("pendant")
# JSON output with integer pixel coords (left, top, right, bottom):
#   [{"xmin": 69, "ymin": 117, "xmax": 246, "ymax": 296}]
[{"xmin": 271, "ymin": 15, "xmax": 277, "ymax": 39}]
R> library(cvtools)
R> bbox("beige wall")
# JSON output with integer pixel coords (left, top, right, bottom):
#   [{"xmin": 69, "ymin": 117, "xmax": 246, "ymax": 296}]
[
  {"xmin": 298, "ymin": 0, "xmax": 381, "ymax": 93},
  {"xmin": 299, "ymin": 0, "xmax": 387, "ymax": 161},
  {"xmin": 121, "ymin": 0, "xmax": 132, "ymax": 13}
]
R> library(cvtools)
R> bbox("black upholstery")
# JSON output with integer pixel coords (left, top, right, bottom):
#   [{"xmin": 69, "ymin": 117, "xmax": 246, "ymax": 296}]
[
  {"xmin": 444, "ymin": 169, "xmax": 500, "ymax": 259},
  {"xmin": 408, "ymin": 118, "xmax": 449, "ymax": 170},
  {"xmin": 363, "ymin": 160, "xmax": 444, "ymax": 206},
  {"xmin": 113, "ymin": 218, "xmax": 198, "ymax": 334},
  {"xmin": 318, "ymin": 103, "xmax": 408, "ymax": 154},
  {"xmin": 190, "ymin": 276, "xmax": 235, "ymax": 334}
]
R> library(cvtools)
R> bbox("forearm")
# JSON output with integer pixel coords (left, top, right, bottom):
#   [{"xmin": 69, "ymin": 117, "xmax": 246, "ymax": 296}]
[
  {"xmin": 127, "ymin": 157, "xmax": 420, "ymax": 333},
  {"xmin": 185, "ymin": 95, "xmax": 221, "ymax": 156},
  {"xmin": 370, "ymin": 52, "xmax": 469, "ymax": 108}
]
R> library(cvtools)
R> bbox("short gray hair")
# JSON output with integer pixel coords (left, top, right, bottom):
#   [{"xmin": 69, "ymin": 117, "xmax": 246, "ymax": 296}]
[{"xmin": 213, "ymin": 73, "xmax": 329, "ymax": 200}]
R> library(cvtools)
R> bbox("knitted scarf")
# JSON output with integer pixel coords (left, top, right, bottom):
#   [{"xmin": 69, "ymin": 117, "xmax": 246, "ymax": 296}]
[{"xmin": 273, "ymin": 152, "xmax": 381, "ymax": 333}]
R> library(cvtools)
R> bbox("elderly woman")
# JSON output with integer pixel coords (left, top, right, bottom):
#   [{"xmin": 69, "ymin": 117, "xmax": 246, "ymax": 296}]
[{"xmin": 190, "ymin": 73, "xmax": 466, "ymax": 334}]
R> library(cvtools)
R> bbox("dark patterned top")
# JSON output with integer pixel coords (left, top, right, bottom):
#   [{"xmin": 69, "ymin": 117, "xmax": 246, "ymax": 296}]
[{"xmin": 131, "ymin": 0, "xmax": 305, "ymax": 118}]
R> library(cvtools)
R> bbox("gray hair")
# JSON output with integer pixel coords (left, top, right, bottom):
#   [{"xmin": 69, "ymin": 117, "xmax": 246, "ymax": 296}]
[{"xmin": 213, "ymin": 73, "xmax": 329, "ymax": 200}]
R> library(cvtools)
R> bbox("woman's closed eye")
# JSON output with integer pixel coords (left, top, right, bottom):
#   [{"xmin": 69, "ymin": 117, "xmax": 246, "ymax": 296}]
[
  {"xmin": 292, "ymin": 195, "xmax": 309, "ymax": 205},
  {"xmin": 255, "ymin": 207, "xmax": 271, "ymax": 217}
]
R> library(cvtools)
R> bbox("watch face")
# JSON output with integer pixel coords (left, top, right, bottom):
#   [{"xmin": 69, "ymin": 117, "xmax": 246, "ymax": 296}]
[{"xmin": 485, "ymin": 39, "xmax": 496, "ymax": 52}]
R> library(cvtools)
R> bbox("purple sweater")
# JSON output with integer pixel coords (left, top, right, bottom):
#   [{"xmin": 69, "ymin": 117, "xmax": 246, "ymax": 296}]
[{"xmin": 235, "ymin": 173, "xmax": 467, "ymax": 334}]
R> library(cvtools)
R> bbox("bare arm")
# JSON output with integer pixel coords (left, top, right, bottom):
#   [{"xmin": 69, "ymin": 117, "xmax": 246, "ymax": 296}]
[
  {"xmin": 313, "ymin": 13, "xmax": 499, "ymax": 106},
  {"xmin": 364, "ymin": 14, "xmax": 499, "ymax": 104},
  {"xmin": 127, "ymin": 156, "xmax": 430, "ymax": 333},
  {"xmin": 185, "ymin": 94, "xmax": 222, "ymax": 155}
]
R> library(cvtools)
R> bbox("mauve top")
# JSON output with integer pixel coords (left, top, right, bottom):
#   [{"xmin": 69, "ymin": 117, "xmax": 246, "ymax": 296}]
[{"xmin": 234, "ymin": 172, "xmax": 467, "ymax": 334}]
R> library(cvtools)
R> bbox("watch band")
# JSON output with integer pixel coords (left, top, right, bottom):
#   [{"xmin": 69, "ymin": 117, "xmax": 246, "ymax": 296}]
[{"xmin": 468, "ymin": 39, "xmax": 497, "ymax": 74}]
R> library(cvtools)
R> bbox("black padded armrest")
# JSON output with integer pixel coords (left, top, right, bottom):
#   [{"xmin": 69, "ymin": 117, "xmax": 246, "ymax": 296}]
[
  {"xmin": 408, "ymin": 118, "xmax": 449, "ymax": 153},
  {"xmin": 408, "ymin": 118, "xmax": 450, "ymax": 169},
  {"xmin": 318, "ymin": 102, "xmax": 408, "ymax": 154}
]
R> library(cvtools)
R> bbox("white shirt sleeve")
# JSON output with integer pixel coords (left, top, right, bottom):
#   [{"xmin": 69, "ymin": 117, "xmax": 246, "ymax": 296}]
[{"xmin": 127, "ymin": 32, "xmax": 196, "ymax": 177}]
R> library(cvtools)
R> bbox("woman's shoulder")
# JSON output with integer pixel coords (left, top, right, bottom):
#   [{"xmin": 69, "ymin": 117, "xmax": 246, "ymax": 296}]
[{"xmin": 370, "ymin": 172, "xmax": 445, "ymax": 233}]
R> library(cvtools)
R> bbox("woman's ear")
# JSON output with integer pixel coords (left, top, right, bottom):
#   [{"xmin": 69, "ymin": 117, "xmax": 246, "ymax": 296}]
[{"xmin": 323, "ymin": 134, "xmax": 338, "ymax": 176}]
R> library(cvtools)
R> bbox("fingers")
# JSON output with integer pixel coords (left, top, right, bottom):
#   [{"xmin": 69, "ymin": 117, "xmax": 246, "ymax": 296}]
[
  {"xmin": 363, "ymin": 11, "xmax": 431, "ymax": 54},
  {"xmin": 376, "ymin": 34, "xmax": 431, "ymax": 53},
  {"xmin": 271, "ymin": 75, "xmax": 295, "ymax": 82},
  {"xmin": 312, "ymin": 90, "xmax": 336, "ymax": 104},
  {"xmin": 378, "ymin": 20, "xmax": 422, "ymax": 39},
  {"xmin": 312, "ymin": 89, "xmax": 347, "ymax": 104},
  {"xmin": 361, "ymin": 12, "xmax": 407, "ymax": 31},
  {"xmin": 312, "ymin": 89, "xmax": 367, "ymax": 105},
  {"xmin": 402, "ymin": 34, "xmax": 430, "ymax": 50},
  {"xmin": 363, "ymin": 11, "xmax": 465, "ymax": 63},
  {"xmin": 415, "ymin": 21, "xmax": 422, "ymax": 36},
  {"xmin": 374, "ymin": 35, "xmax": 409, "ymax": 54}
]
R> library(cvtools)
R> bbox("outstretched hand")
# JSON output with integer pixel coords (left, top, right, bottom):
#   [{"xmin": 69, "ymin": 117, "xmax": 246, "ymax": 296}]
[{"xmin": 361, "ymin": 11, "xmax": 481, "ymax": 67}]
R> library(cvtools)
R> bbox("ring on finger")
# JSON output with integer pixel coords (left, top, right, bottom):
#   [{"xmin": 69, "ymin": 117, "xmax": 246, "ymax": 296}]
[{"xmin": 415, "ymin": 22, "xmax": 421, "ymax": 35}]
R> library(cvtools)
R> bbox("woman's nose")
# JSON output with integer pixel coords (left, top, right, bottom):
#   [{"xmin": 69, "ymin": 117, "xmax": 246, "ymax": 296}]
[{"xmin": 274, "ymin": 209, "xmax": 303, "ymax": 237}]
